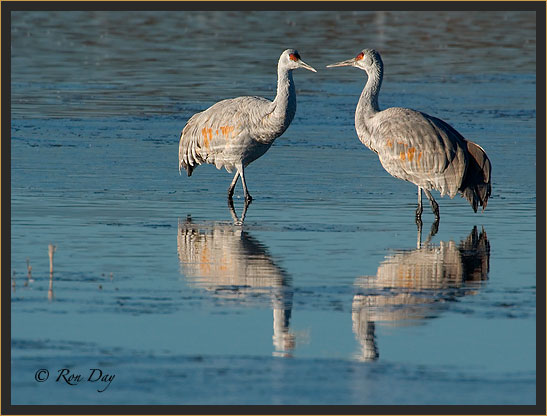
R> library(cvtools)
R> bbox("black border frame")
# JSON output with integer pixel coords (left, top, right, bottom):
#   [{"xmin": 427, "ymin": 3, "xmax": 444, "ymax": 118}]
[{"xmin": 2, "ymin": 1, "xmax": 545, "ymax": 415}]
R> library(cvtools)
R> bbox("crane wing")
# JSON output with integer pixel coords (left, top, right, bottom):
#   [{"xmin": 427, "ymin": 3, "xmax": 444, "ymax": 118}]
[
  {"xmin": 372, "ymin": 108, "xmax": 468, "ymax": 197},
  {"xmin": 178, "ymin": 96, "xmax": 272, "ymax": 176}
]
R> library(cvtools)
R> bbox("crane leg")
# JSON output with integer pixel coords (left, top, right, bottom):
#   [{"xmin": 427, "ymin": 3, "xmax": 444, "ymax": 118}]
[
  {"xmin": 240, "ymin": 198, "xmax": 251, "ymax": 222},
  {"xmin": 415, "ymin": 187, "xmax": 424, "ymax": 220},
  {"xmin": 417, "ymin": 219, "xmax": 439, "ymax": 248},
  {"xmin": 228, "ymin": 198, "xmax": 239, "ymax": 222},
  {"xmin": 423, "ymin": 189, "xmax": 440, "ymax": 220},
  {"xmin": 429, "ymin": 217, "xmax": 439, "ymax": 238},
  {"xmin": 227, "ymin": 171, "xmax": 240, "ymax": 200},
  {"xmin": 227, "ymin": 195, "xmax": 251, "ymax": 226},
  {"xmin": 416, "ymin": 217, "xmax": 423, "ymax": 248},
  {"xmin": 237, "ymin": 163, "xmax": 253, "ymax": 202}
]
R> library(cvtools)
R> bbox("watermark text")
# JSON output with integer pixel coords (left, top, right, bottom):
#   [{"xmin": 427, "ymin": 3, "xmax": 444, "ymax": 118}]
[{"xmin": 34, "ymin": 368, "xmax": 115, "ymax": 392}]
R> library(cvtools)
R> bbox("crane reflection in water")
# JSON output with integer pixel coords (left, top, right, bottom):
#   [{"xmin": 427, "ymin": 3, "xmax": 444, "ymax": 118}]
[
  {"xmin": 352, "ymin": 226, "xmax": 490, "ymax": 361},
  {"xmin": 177, "ymin": 202, "xmax": 294, "ymax": 357}
]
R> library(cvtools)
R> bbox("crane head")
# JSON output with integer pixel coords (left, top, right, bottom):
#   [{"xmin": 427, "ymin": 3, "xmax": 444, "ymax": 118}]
[
  {"xmin": 326, "ymin": 49, "xmax": 383, "ymax": 72},
  {"xmin": 281, "ymin": 49, "xmax": 317, "ymax": 72}
]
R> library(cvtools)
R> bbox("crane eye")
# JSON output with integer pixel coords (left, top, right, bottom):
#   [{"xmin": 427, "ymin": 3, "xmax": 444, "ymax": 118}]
[
  {"xmin": 289, "ymin": 53, "xmax": 300, "ymax": 62},
  {"xmin": 356, "ymin": 52, "xmax": 364, "ymax": 60}
]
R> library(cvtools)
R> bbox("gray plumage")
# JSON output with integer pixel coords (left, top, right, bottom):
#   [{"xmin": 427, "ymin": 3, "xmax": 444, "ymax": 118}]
[
  {"xmin": 327, "ymin": 49, "xmax": 491, "ymax": 221},
  {"xmin": 179, "ymin": 49, "xmax": 316, "ymax": 202}
]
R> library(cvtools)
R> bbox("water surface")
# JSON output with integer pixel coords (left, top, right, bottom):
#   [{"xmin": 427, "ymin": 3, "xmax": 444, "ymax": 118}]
[{"xmin": 10, "ymin": 10, "xmax": 537, "ymax": 405}]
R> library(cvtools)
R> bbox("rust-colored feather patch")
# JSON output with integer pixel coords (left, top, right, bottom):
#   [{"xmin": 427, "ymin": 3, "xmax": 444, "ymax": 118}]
[{"xmin": 289, "ymin": 53, "xmax": 300, "ymax": 62}]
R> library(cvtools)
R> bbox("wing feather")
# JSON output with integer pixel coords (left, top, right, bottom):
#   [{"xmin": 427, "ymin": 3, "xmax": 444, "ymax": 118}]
[
  {"xmin": 371, "ymin": 108, "xmax": 468, "ymax": 197},
  {"xmin": 178, "ymin": 96, "xmax": 272, "ymax": 176}
]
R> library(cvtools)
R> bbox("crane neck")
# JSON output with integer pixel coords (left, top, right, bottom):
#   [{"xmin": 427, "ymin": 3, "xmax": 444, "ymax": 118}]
[
  {"xmin": 357, "ymin": 64, "xmax": 383, "ymax": 119},
  {"xmin": 271, "ymin": 65, "xmax": 296, "ymax": 122}
]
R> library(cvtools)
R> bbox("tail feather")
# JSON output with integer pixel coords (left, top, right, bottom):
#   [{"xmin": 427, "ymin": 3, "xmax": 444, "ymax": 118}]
[
  {"xmin": 178, "ymin": 130, "xmax": 195, "ymax": 177},
  {"xmin": 184, "ymin": 162, "xmax": 194, "ymax": 177},
  {"xmin": 179, "ymin": 159, "xmax": 194, "ymax": 177},
  {"xmin": 460, "ymin": 141, "xmax": 491, "ymax": 212}
]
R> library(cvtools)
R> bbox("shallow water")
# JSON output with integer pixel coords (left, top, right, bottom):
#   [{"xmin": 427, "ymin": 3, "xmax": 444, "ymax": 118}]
[{"xmin": 10, "ymin": 10, "xmax": 537, "ymax": 405}]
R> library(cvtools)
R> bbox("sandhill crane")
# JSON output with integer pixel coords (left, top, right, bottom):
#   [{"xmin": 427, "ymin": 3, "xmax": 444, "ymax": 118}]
[
  {"xmin": 179, "ymin": 49, "xmax": 316, "ymax": 202},
  {"xmin": 327, "ymin": 49, "xmax": 491, "ymax": 224}
]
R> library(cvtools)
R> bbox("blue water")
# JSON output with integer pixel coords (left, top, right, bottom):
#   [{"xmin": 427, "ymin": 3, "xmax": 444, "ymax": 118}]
[{"xmin": 10, "ymin": 10, "xmax": 537, "ymax": 405}]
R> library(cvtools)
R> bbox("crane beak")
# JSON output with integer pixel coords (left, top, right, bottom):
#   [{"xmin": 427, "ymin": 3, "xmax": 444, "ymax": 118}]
[
  {"xmin": 299, "ymin": 59, "xmax": 317, "ymax": 73},
  {"xmin": 326, "ymin": 58, "xmax": 355, "ymax": 68}
]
